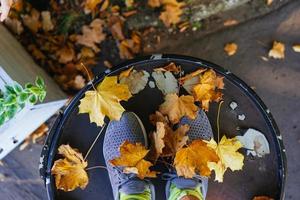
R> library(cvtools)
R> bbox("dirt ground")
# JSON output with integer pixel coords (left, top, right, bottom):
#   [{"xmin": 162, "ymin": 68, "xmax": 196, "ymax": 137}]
[{"xmin": 0, "ymin": 0, "xmax": 299, "ymax": 199}]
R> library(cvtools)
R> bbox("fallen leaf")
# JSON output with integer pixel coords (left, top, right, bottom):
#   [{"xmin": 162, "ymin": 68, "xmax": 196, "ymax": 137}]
[
  {"xmin": 104, "ymin": 60, "xmax": 113, "ymax": 68},
  {"xmin": 268, "ymin": 41, "xmax": 285, "ymax": 59},
  {"xmin": 206, "ymin": 136, "xmax": 244, "ymax": 182},
  {"xmin": 149, "ymin": 122, "xmax": 166, "ymax": 162},
  {"xmin": 78, "ymin": 76, "xmax": 132, "ymax": 126},
  {"xmin": 0, "ymin": 0, "xmax": 13, "ymax": 21},
  {"xmin": 118, "ymin": 32, "xmax": 141, "ymax": 59},
  {"xmin": 84, "ymin": 0, "xmax": 108, "ymax": 13},
  {"xmin": 149, "ymin": 111, "xmax": 169, "ymax": 126},
  {"xmin": 78, "ymin": 47, "xmax": 95, "ymax": 59},
  {"xmin": 253, "ymin": 196, "xmax": 274, "ymax": 200},
  {"xmin": 72, "ymin": 75, "xmax": 86, "ymax": 90},
  {"xmin": 109, "ymin": 16, "xmax": 125, "ymax": 41},
  {"xmin": 292, "ymin": 44, "xmax": 300, "ymax": 53},
  {"xmin": 179, "ymin": 68, "xmax": 206, "ymax": 85},
  {"xmin": 125, "ymin": 0, "xmax": 134, "ymax": 7},
  {"xmin": 154, "ymin": 62, "xmax": 180, "ymax": 74},
  {"xmin": 152, "ymin": 71, "xmax": 178, "ymax": 95},
  {"xmin": 51, "ymin": 145, "xmax": 88, "ymax": 191},
  {"xmin": 174, "ymin": 139, "xmax": 219, "ymax": 178},
  {"xmin": 119, "ymin": 67, "xmax": 134, "ymax": 79},
  {"xmin": 76, "ymin": 19, "xmax": 106, "ymax": 53},
  {"xmin": 28, "ymin": 44, "xmax": 46, "ymax": 60},
  {"xmin": 159, "ymin": 0, "xmax": 185, "ymax": 27},
  {"xmin": 148, "ymin": 0, "xmax": 161, "ymax": 8},
  {"xmin": 119, "ymin": 69, "xmax": 150, "ymax": 94},
  {"xmin": 224, "ymin": 43, "xmax": 238, "ymax": 56},
  {"xmin": 110, "ymin": 141, "xmax": 157, "ymax": 179},
  {"xmin": 57, "ymin": 46, "xmax": 75, "ymax": 64},
  {"xmin": 223, "ymin": 19, "xmax": 238, "ymax": 26},
  {"xmin": 22, "ymin": 9, "xmax": 41, "ymax": 33},
  {"xmin": 41, "ymin": 11, "xmax": 54, "ymax": 31},
  {"xmin": 122, "ymin": 10, "xmax": 137, "ymax": 17},
  {"xmin": 4, "ymin": 17, "xmax": 24, "ymax": 35},
  {"xmin": 159, "ymin": 94, "xmax": 198, "ymax": 124},
  {"xmin": 192, "ymin": 69, "xmax": 224, "ymax": 111},
  {"xmin": 266, "ymin": 0, "xmax": 273, "ymax": 6}
]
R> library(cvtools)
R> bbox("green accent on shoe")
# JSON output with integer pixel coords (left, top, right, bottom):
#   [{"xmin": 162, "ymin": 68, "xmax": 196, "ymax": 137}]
[
  {"xmin": 168, "ymin": 183, "xmax": 203, "ymax": 200},
  {"xmin": 120, "ymin": 188, "xmax": 151, "ymax": 200}
]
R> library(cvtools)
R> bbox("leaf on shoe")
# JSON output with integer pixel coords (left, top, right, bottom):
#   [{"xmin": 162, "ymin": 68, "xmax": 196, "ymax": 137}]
[
  {"xmin": 51, "ymin": 145, "xmax": 88, "ymax": 191},
  {"xmin": 179, "ymin": 68, "xmax": 206, "ymax": 85},
  {"xmin": 206, "ymin": 136, "xmax": 244, "ymax": 182},
  {"xmin": 149, "ymin": 111, "xmax": 169, "ymax": 126},
  {"xmin": 119, "ymin": 69, "xmax": 150, "ymax": 94},
  {"xmin": 78, "ymin": 76, "xmax": 132, "ymax": 126},
  {"xmin": 76, "ymin": 19, "xmax": 106, "ymax": 53},
  {"xmin": 159, "ymin": 94, "xmax": 198, "ymax": 124},
  {"xmin": 152, "ymin": 71, "xmax": 179, "ymax": 95},
  {"xmin": 174, "ymin": 139, "xmax": 219, "ymax": 178},
  {"xmin": 110, "ymin": 141, "xmax": 157, "ymax": 179},
  {"xmin": 268, "ymin": 41, "xmax": 285, "ymax": 59}
]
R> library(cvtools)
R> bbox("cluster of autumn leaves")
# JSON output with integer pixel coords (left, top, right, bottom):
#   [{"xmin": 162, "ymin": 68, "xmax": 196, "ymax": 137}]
[
  {"xmin": 1, "ymin": 0, "xmax": 186, "ymax": 92},
  {"xmin": 51, "ymin": 63, "xmax": 245, "ymax": 192}
]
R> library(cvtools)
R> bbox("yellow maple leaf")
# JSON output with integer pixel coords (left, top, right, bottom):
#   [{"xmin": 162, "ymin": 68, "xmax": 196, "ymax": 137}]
[
  {"xmin": 268, "ymin": 41, "xmax": 285, "ymax": 59},
  {"xmin": 192, "ymin": 69, "xmax": 224, "ymax": 111},
  {"xmin": 51, "ymin": 145, "xmax": 88, "ymax": 191},
  {"xmin": 206, "ymin": 136, "xmax": 244, "ymax": 182},
  {"xmin": 174, "ymin": 140, "xmax": 219, "ymax": 178},
  {"xmin": 159, "ymin": 94, "xmax": 198, "ymax": 124},
  {"xmin": 78, "ymin": 76, "xmax": 132, "ymax": 126},
  {"xmin": 110, "ymin": 141, "xmax": 157, "ymax": 179}
]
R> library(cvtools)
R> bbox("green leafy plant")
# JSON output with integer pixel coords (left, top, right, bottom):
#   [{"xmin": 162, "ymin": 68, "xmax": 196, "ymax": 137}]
[{"xmin": 0, "ymin": 77, "xmax": 46, "ymax": 126}]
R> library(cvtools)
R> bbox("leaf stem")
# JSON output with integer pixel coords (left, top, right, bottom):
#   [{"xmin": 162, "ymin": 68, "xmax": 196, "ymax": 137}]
[
  {"xmin": 80, "ymin": 63, "xmax": 97, "ymax": 92},
  {"xmin": 84, "ymin": 123, "xmax": 106, "ymax": 161},
  {"xmin": 217, "ymin": 101, "xmax": 224, "ymax": 143},
  {"xmin": 86, "ymin": 165, "xmax": 107, "ymax": 171}
]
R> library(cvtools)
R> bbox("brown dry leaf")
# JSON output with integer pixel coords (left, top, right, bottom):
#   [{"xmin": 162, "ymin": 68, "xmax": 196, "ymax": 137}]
[
  {"xmin": 41, "ymin": 11, "xmax": 54, "ymax": 32},
  {"xmin": 57, "ymin": 46, "xmax": 75, "ymax": 64},
  {"xmin": 0, "ymin": 0, "xmax": 13, "ymax": 21},
  {"xmin": 122, "ymin": 10, "xmax": 137, "ymax": 18},
  {"xmin": 179, "ymin": 68, "xmax": 206, "ymax": 85},
  {"xmin": 148, "ymin": 0, "xmax": 161, "ymax": 8},
  {"xmin": 253, "ymin": 196, "xmax": 274, "ymax": 200},
  {"xmin": 110, "ymin": 141, "xmax": 157, "ymax": 179},
  {"xmin": 109, "ymin": 16, "xmax": 125, "ymax": 41},
  {"xmin": 119, "ymin": 69, "xmax": 150, "ymax": 94},
  {"xmin": 224, "ymin": 43, "xmax": 238, "ymax": 56},
  {"xmin": 76, "ymin": 18, "xmax": 106, "ymax": 53},
  {"xmin": 149, "ymin": 111, "xmax": 169, "ymax": 126},
  {"xmin": 174, "ymin": 140, "xmax": 219, "ymax": 178},
  {"xmin": 268, "ymin": 41, "xmax": 285, "ymax": 59},
  {"xmin": 154, "ymin": 62, "xmax": 180, "ymax": 74},
  {"xmin": 28, "ymin": 44, "xmax": 46, "ymax": 60},
  {"xmin": 104, "ymin": 60, "xmax": 113, "ymax": 68},
  {"xmin": 149, "ymin": 122, "xmax": 166, "ymax": 162},
  {"xmin": 84, "ymin": 0, "xmax": 108, "ymax": 13},
  {"xmin": 159, "ymin": 94, "xmax": 198, "ymax": 124},
  {"xmin": 51, "ymin": 145, "xmax": 88, "ymax": 191},
  {"xmin": 292, "ymin": 44, "xmax": 300, "ymax": 53},
  {"xmin": 72, "ymin": 75, "xmax": 86, "ymax": 90},
  {"xmin": 78, "ymin": 47, "xmax": 95, "ymax": 59},
  {"xmin": 223, "ymin": 19, "xmax": 238, "ymax": 26},
  {"xmin": 125, "ymin": 0, "xmax": 134, "ymax": 7},
  {"xmin": 192, "ymin": 69, "xmax": 224, "ymax": 111},
  {"xmin": 159, "ymin": 0, "xmax": 185, "ymax": 27},
  {"xmin": 22, "ymin": 9, "xmax": 41, "ymax": 33},
  {"xmin": 118, "ymin": 32, "xmax": 141, "ymax": 59},
  {"xmin": 119, "ymin": 67, "xmax": 134, "ymax": 79},
  {"xmin": 266, "ymin": 0, "xmax": 273, "ymax": 6},
  {"xmin": 11, "ymin": 0, "xmax": 22, "ymax": 11},
  {"xmin": 4, "ymin": 17, "xmax": 24, "ymax": 35}
]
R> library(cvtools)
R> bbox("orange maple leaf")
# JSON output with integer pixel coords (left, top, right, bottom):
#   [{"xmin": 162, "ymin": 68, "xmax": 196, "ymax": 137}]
[
  {"xmin": 174, "ymin": 139, "xmax": 219, "ymax": 178},
  {"xmin": 159, "ymin": 0, "xmax": 185, "ymax": 27},
  {"xmin": 110, "ymin": 141, "xmax": 157, "ymax": 179},
  {"xmin": 51, "ymin": 145, "xmax": 88, "ymax": 191},
  {"xmin": 154, "ymin": 62, "xmax": 181, "ymax": 74},
  {"xmin": 159, "ymin": 94, "xmax": 198, "ymax": 124}
]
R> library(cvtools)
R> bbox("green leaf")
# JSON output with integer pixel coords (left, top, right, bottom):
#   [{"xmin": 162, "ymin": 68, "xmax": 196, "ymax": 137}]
[
  {"xmin": 0, "ymin": 115, "xmax": 6, "ymax": 126},
  {"xmin": 38, "ymin": 91, "xmax": 46, "ymax": 102},
  {"xmin": 29, "ymin": 87, "xmax": 42, "ymax": 95},
  {"xmin": 29, "ymin": 95, "xmax": 38, "ymax": 104},
  {"xmin": 35, "ymin": 77, "xmax": 45, "ymax": 88},
  {"xmin": 5, "ymin": 85, "xmax": 16, "ymax": 95},
  {"xmin": 4, "ymin": 94, "xmax": 17, "ymax": 106},
  {"xmin": 6, "ymin": 105, "xmax": 18, "ymax": 119},
  {"xmin": 18, "ymin": 92, "xmax": 29, "ymax": 103},
  {"xmin": 25, "ymin": 83, "xmax": 34, "ymax": 89},
  {"xmin": 13, "ymin": 83, "xmax": 23, "ymax": 93}
]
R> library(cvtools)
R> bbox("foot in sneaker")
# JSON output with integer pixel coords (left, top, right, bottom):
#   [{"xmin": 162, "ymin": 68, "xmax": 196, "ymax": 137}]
[
  {"xmin": 165, "ymin": 110, "xmax": 213, "ymax": 200},
  {"xmin": 103, "ymin": 112, "xmax": 155, "ymax": 200}
]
